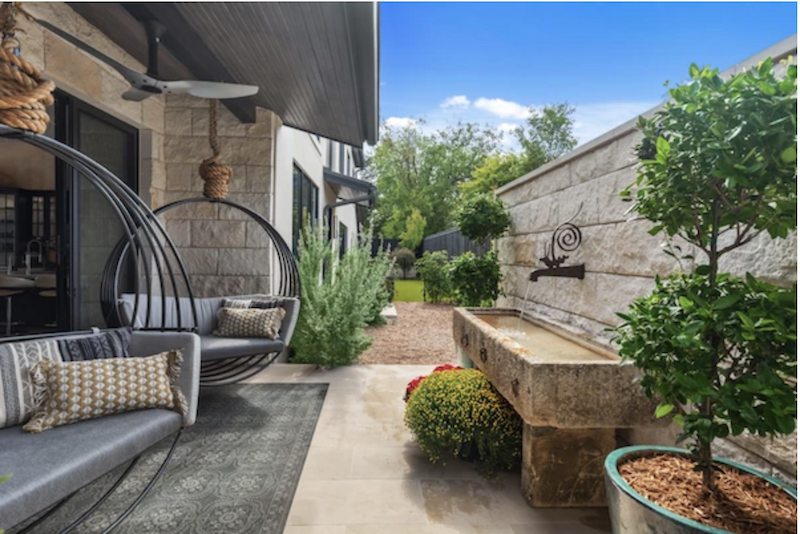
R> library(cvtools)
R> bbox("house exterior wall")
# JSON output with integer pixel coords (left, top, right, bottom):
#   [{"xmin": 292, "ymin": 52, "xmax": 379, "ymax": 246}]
[
  {"xmin": 159, "ymin": 95, "xmax": 278, "ymax": 298},
  {"xmin": 495, "ymin": 36, "xmax": 798, "ymax": 484},
  {"xmin": 16, "ymin": 3, "xmax": 365, "ymax": 305}
]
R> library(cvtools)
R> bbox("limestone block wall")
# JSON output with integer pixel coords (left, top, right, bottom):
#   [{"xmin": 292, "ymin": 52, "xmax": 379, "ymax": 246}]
[
  {"xmin": 160, "ymin": 96, "xmax": 279, "ymax": 298},
  {"xmin": 496, "ymin": 38, "xmax": 797, "ymax": 483}
]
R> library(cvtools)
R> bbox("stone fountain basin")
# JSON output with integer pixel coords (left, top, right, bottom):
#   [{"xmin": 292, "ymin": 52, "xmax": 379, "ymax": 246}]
[{"xmin": 453, "ymin": 307, "xmax": 662, "ymax": 429}]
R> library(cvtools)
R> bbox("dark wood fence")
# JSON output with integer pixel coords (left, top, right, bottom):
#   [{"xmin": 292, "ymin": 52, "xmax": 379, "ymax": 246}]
[{"xmin": 422, "ymin": 228, "xmax": 490, "ymax": 258}]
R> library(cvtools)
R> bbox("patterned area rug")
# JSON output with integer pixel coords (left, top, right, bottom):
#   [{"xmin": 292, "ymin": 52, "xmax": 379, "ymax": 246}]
[{"xmin": 12, "ymin": 383, "xmax": 327, "ymax": 534}]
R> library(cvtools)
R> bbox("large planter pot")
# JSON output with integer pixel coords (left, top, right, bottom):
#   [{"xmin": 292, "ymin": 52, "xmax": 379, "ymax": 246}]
[{"xmin": 605, "ymin": 445, "xmax": 797, "ymax": 534}]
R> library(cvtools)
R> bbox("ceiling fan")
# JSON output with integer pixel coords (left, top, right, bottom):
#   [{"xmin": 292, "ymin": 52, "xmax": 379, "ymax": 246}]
[{"xmin": 36, "ymin": 18, "xmax": 258, "ymax": 102}]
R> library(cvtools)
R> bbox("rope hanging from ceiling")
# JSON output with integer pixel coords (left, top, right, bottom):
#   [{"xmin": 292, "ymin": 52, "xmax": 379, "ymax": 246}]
[
  {"xmin": 199, "ymin": 99, "xmax": 232, "ymax": 199},
  {"xmin": 0, "ymin": 2, "xmax": 54, "ymax": 134}
]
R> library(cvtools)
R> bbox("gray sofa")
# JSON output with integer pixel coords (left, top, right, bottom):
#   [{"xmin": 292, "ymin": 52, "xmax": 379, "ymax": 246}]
[
  {"xmin": 0, "ymin": 330, "xmax": 200, "ymax": 532},
  {"xmin": 119, "ymin": 294, "xmax": 299, "ymax": 364}
]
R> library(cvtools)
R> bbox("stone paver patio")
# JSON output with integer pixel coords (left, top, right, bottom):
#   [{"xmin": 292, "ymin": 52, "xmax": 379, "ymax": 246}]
[{"xmin": 247, "ymin": 364, "xmax": 612, "ymax": 534}]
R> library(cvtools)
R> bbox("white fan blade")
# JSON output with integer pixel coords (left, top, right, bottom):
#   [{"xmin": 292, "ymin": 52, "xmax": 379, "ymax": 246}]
[
  {"xmin": 163, "ymin": 80, "xmax": 259, "ymax": 100},
  {"xmin": 122, "ymin": 88, "xmax": 155, "ymax": 102}
]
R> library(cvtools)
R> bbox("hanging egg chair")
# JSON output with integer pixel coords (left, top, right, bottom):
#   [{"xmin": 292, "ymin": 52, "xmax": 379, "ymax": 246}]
[{"xmin": 100, "ymin": 100, "xmax": 300, "ymax": 387}]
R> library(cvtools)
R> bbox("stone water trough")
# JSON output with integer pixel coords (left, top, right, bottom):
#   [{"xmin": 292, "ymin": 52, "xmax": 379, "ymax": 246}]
[{"xmin": 453, "ymin": 307, "xmax": 665, "ymax": 508}]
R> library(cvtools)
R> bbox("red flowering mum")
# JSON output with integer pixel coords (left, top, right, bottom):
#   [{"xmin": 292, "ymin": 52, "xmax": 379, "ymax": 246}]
[{"xmin": 403, "ymin": 364, "xmax": 463, "ymax": 402}]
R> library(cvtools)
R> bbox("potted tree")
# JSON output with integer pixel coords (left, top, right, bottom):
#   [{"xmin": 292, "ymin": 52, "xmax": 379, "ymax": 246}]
[{"xmin": 607, "ymin": 59, "xmax": 797, "ymax": 534}]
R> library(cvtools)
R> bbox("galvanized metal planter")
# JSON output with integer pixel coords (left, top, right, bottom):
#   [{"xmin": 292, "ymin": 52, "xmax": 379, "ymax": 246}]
[{"xmin": 605, "ymin": 445, "xmax": 797, "ymax": 534}]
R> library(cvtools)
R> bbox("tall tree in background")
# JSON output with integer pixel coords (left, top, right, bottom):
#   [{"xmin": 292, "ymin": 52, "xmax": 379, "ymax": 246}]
[
  {"xmin": 369, "ymin": 120, "xmax": 499, "ymax": 239},
  {"xmin": 463, "ymin": 103, "xmax": 578, "ymax": 195},
  {"xmin": 368, "ymin": 104, "xmax": 576, "ymax": 240},
  {"xmin": 516, "ymin": 103, "xmax": 578, "ymax": 170}
]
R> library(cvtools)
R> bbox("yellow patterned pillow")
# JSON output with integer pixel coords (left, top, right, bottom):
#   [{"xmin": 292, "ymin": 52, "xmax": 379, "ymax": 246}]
[
  {"xmin": 23, "ymin": 351, "xmax": 187, "ymax": 434},
  {"xmin": 213, "ymin": 307, "xmax": 285, "ymax": 339}
]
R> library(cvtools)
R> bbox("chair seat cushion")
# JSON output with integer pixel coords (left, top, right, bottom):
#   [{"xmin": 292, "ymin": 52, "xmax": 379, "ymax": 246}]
[
  {"xmin": 0, "ymin": 409, "xmax": 182, "ymax": 530},
  {"xmin": 200, "ymin": 336, "xmax": 284, "ymax": 362}
]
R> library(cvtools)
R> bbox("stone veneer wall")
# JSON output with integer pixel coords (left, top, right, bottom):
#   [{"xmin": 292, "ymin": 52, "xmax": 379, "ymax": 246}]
[
  {"xmin": 495, "ymin": 43, "xmax": 797, "ymax": 484},
  {"xmin": 160, "ymin": 96, "xmax": 280, "ymax": 298}
]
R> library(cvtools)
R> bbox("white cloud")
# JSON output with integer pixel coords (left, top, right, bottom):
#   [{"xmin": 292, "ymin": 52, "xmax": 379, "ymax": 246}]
[
  {"xmin": 572, "ymin": 102, "xmax": 660, "ymax": 145},
  {"xmin": 440, "ymin": 95, "xmax": 471, "ymax": 109},
  {"xmin": 383, "ymin": 117, "xmax": 418, "ymax": 129},
  {"xmin": 474, "ymin": 98, "xmax": 532, "ymax": 120},
  {"xmin": 495, "ymin": 123, "xmax": 519, "ymax": 147}
]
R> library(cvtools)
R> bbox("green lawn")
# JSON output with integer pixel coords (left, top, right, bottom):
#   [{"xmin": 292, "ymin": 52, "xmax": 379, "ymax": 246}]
[{"xmin": 393, "ymin": 279, "xmax": 425, "ymax": 302}]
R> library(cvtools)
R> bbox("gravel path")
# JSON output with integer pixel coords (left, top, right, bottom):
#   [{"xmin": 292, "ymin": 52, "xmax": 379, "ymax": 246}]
[{"xmin": 358, "ymin": 302, "xmax": 458, "ymax": 365}]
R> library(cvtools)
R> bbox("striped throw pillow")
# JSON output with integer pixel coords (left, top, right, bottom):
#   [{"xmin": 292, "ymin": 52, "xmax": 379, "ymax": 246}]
[{"xmin": 0, "ymin": 340, "xmax": 62, "ymax": 429}]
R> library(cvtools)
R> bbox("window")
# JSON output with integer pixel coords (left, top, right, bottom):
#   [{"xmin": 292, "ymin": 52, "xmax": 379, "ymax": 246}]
[
  {"xmin": 339, "ymin": 143, "xmax": 345, "ymax": 174},
  {"xmin": 292, "ymin": 165, "xmax": 318, "ymax": 253},
  {"xmin": 346, "ymin": 151, "xmax": 352, "ymax": 176},
  {"xmin": 326, "ymin": 140, "xmax": 333, "ymax": 169},
  {"xmin": 339, "ymin": 221, "xmax": 347, "ymax": 258}
]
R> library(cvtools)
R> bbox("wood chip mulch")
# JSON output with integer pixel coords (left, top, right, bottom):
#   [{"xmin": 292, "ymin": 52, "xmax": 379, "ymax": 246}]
[
  {"xmin": 358, "ymin": 302, "xmax": 458, "ymax": 365},
  {"xmin": 620, "ymin": 453, "xmax": 796, "ymax": 534}
]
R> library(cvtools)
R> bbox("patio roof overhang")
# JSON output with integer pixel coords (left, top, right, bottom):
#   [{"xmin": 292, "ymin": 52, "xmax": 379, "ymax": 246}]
[
  {"xmin": 68, "ymin": 2, "xmax": 380, "ymax": 147},
  {"xmin": 324, "ymin": 168, "xmax": 377, "ymax": 207}
]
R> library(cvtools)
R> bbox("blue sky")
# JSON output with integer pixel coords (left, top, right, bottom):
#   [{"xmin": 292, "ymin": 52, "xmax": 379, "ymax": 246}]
[{"xmin": 379, "ymin": 2, "xmax": 797, "ymax": 147}]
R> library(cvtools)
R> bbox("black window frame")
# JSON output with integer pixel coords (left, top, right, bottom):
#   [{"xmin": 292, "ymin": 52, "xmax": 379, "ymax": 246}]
[{"xmin": 292, "ymin": 164, "xmax": 319, "ymax": 254}]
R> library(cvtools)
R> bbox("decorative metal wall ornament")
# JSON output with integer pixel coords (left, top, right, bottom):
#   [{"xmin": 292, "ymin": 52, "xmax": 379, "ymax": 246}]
[{"xmin": 530, "ymin": 204, "xmax": 586, "ymax": 282}]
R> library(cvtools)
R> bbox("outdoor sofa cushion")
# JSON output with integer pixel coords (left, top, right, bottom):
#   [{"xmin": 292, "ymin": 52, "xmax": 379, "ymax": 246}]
[
  {"xmin": 200, "ymin": 336, "xmax": 284, "ymax": 362},
  {"xmin": 0, "ymin": 330, "xmax": 200, "ymax": 531},
  {"xmin": 119, "ymin": 294, "xmax": 299, "ymax": 362},
  {"xmin": 0, "ymin": 409, "xmax": 182, "ymax": 530}
]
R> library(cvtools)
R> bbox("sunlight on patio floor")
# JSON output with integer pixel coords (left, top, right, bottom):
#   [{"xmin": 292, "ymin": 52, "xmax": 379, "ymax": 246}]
[{"xmin": 246, "ymin": 364, "xmax": 612, "ymax": 534}]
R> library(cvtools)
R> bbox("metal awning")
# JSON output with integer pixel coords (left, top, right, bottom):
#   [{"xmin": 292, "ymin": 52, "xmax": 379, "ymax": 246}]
[
  {"xmin": 324, "ymin": 169, "xmax": 376, "ymax": 206},
  {"xmin": 69, "ymin": 2, "xmax": 379, "ymax": 147}
]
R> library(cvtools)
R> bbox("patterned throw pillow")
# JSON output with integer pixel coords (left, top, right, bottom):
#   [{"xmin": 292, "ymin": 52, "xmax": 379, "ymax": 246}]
[
  {"xmin": 213, "ymin": 307, "xmax": 285, "ymax": 339},
  {"xmin": 222, "ymin": 297, "xmax": 285, "ymax": 310},
  {"xmin": 0, "ymin": 339, "xmax": 61, "ymax": 429},
  {"xmin": 57, "ymin": 328, "xmax": 133, "ymax": 362},
  {"xmin": 23, "ymin": 351, "xmax": 187, "ymax": 434}
]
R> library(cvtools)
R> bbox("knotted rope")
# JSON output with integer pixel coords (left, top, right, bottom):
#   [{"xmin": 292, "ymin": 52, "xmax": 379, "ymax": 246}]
[
  {"xmin": 199, "ymin": 99, "xmax": 232, "ymax": 199},
  {"xmin": 0, "ymin": 3, "xmax": 54, "ymax": 134}
]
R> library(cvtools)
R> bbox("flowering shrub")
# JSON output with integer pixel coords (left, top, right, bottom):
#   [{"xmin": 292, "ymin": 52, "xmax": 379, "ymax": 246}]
[
  {"xmin": 404, "ymin": 368, "xmax": 522, "ymax": 475},
  {"xmin": 404, "ymin": 364, "xmax": 462, "ymax": 402}
]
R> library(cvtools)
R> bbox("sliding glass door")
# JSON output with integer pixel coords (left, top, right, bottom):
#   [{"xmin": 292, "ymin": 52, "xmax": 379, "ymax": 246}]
[{"xmin": 54, "ymin": 92, "xmax": 138, "ymax": 330}]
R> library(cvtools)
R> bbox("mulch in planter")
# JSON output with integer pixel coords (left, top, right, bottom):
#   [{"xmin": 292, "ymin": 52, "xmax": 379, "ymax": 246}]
[{"xmin": 620, "ymin": 453, "xmax": 796, "ymax": 534}]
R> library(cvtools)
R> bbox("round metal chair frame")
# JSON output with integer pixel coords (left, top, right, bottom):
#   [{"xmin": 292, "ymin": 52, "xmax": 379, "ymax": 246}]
[
  {"xmin": 100, "ymin": 196, "xmax": 300, "ymax": 387},
  {"xmin": 0, "ymin": 124, "xmax": 189, "ymax": 533}
]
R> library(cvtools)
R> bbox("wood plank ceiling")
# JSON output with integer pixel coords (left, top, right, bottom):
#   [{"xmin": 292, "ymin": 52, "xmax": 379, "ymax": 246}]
[{"xmin": 68, "ymin": 2, "xmax": 379, "ymax": 147}]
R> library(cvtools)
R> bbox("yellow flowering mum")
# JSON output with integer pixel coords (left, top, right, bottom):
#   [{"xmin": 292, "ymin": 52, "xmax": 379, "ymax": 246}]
[{"xmin": 404, "ymin": 368, "xmax": 522, "ymax": 475}]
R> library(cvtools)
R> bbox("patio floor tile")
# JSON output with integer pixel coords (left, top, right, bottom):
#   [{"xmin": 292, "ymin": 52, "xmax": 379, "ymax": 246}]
[
  {"xmin": 286, "ymin": 479, "xmax": 428, "ymax": 525},
  {"xmin": 247, "ymin": 364, "xmax": 611, "ymax": 534}
]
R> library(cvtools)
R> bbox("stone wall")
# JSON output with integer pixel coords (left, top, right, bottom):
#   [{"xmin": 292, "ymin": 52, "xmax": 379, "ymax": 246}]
[
  {"xmin": 495, "ymin": 40, "xmax": 797, "ymax": 483},
  {"xmin": 160, "ymin": 96, "xmax": 279, "ymax": 297}
]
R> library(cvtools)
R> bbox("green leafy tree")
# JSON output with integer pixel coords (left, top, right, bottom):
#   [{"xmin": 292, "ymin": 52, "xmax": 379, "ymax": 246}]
[
  {"xmin": 391, "ymin": 247, "xmax": 416, "ymax": 279},
  {"xmin": 415, "ymin": 251, "xmax": 452, "ymax": 303},
  {"xmin": 460, "ymin": 152, "xmax": 527, "ymax": 196},
  {"xmin": 461, "ymin": 104, "xmax": 577, "ymax": 196},
  {"xmin": 615, "ymin": 59, "xmax": 797, "ymax": 491},
  {"xmin": 369, "ymin": 120, "xmax": 500, "ymax": 239},
  {"xmin": 450, "ymin": 251, "xmax": 503, "ymax": 307},
  {"xmin": 455, "ymin": 193, "xmax": 510, "ymax": 243},
  {"xmin": 515, "ymin": 103, "xmax": 578, "ymax": 172},
  {"xmin": 399, "ymin": 208, "xmax": 426, "ymax": 250}
]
